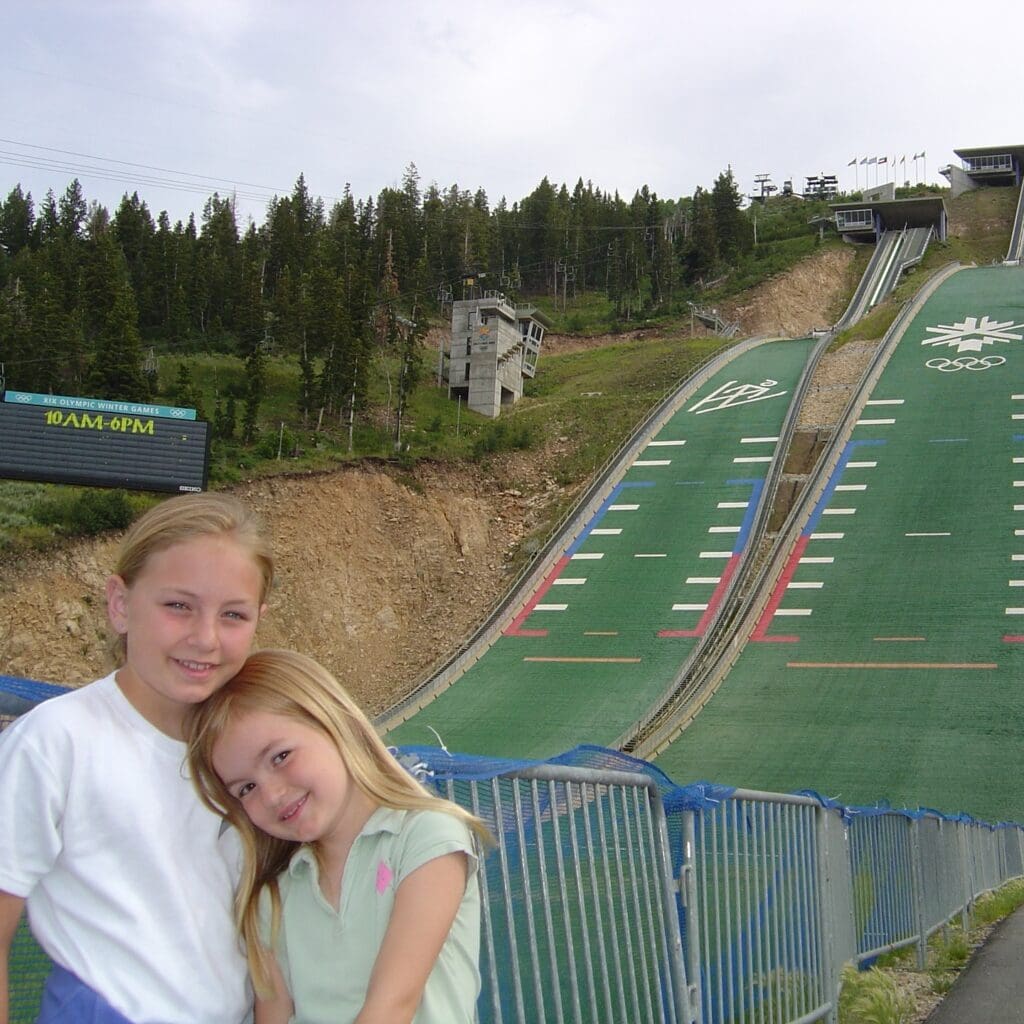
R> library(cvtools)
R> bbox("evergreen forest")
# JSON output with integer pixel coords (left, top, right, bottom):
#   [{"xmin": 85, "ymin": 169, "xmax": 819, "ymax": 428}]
[{"xmin": 0, "ymin": 164, "xmax": 843, "ymax": 498}]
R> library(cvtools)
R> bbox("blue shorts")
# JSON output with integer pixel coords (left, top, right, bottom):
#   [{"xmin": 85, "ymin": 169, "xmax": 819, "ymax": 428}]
[{"xmin": 37, "ymin": 964, "xmax": 135, "ymax": 1024}]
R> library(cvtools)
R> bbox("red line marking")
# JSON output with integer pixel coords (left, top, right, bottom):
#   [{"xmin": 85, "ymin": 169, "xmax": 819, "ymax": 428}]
[
  {"xmin": 659, "ymin": 553, "xmax": 741, "ymax": 638},
  {"xmin": 751, "ymin": 536, "xmax": 809, "ymax": 643},
  {"xmin": 503, "ymin": 555, "xmax": 571, "ymax": 637},
  {"xmin": 1003, "ymin": 636, "xmax": 1024, "ymax": 643}
]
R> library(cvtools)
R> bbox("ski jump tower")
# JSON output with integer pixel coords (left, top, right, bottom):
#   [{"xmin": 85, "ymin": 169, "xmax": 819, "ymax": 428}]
[{"xmin": 446, "ymin": 290, "xmax": 550, "ymax": 419}]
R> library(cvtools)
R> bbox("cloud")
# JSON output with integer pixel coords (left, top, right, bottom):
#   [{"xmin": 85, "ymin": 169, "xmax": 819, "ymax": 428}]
[{"xmin": 4, "ymin": 0, "xmax": 1023, "ymax": 223}]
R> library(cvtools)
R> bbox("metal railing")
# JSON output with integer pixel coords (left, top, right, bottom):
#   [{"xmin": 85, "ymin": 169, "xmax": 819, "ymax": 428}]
[
  {"xmin": 670, "ymin": 786, "xmax": 1024, "ymax": 1024},
  {"xmin": 420, "ymin": 749, "xmax": 1024, "ymax": 1024},
  {"xmin": 1007, "ymin": 184, "xmax": 1024, "ymax": 263},
  {"xmin": 4, "ymin": 682, "xmax": 1024, "ymax": 1024},
  {"xmin": 439, "ymin": 764, "xmax": 692, "ymax": 1024}
]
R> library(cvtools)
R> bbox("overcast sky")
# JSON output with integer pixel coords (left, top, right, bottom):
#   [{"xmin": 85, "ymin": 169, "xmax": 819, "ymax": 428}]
[{"xmin": 3, "ymin": 0, "xmax": 1022, "ymax": 229}]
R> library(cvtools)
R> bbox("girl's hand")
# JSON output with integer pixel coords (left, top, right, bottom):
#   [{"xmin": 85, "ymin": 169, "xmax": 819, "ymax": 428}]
[{"xmin": 355, "ymin": 851, "xmax": 468, "ymax": 1024}]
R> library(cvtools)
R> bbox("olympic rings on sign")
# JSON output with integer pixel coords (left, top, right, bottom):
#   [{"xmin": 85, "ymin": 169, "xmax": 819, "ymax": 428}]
[{"xmin": 925, "ymin": 355, "xmax": 1006, "ymax": 372}]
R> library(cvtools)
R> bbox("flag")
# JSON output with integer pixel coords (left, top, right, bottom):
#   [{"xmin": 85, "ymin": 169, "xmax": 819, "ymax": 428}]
[
  {"xmin": 848, "ymin": 157, "xmax": 857, "ymax": 166},
  {"xmin": 878, "ymin": 156, "xmax": 888, "ymax": 164},
  {"xmin": 867, "ymin": 157, "xmax": 877, "ymax": 165},
  {"xmin": 860, "ymin": 157, "xmax": 868, "ymax": 165},
  {"xmin": 919, "ymin": 150, "xmax": 926, "ymax": 159},
  {"xmin": 900, "ymin": 155, "xmax": 906, "ymax": 164}
]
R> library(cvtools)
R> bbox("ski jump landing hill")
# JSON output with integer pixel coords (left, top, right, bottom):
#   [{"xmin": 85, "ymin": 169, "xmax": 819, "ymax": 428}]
[{"xmin": 384, "ymin": 186, "xmax": 1024, "ymax": 825}]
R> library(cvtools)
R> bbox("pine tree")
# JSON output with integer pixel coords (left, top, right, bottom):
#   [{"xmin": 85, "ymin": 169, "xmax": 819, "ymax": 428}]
[
  {"xmin": 0, "ymin": 186, "xmax": 35, "ymax": 257},
  {"xmin": 112, "ymin": 193, "xmax": 157, "ymax": 330},
  {"xmin": 224, "ymin": 393, "xmax": 238, "ymax": 440},
  {"xmin": 393, "ymin": 304, "xmax": 426, "ymax": 450},
  {"xmin": 681, "ymin": 187, "xmax": 719, "ymax": 285},
  {"xmin": 58, "ymin": 179, "xmax": 87, "ymax": 241},
  {"xmin": 711, "ymin": 169, "xmax": 752, "ymax": 263},
  {"xmin": 241, "ymin": 340, "xmax": 266, "ymax": 443},
  {"xmin": 0, "ymin": 272, "xmax": 33, "ymax": 389},
  {"xmin": 88, "ymin": 281, "xmax": 148, "ymax": 401},
  {"xmin": 196, "ymin": 193, "xmax": 240, "ymax": 341},
  {"xmin": 35, "ymin": 190, "xmax": 59, "ymax": 246},
  {"xmin": 172, "ymin": 361, "xmax": 205, "ymax": 418}
]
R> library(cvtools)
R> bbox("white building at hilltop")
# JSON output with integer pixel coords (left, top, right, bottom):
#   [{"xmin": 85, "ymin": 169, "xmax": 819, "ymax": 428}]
[{"xmin": 444, "ymin": 291, "xmax": 550, "ymax": 419}]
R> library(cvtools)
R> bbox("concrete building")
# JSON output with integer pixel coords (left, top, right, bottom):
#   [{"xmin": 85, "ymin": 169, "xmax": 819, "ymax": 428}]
[
  {"xmin": 830, "ymin": 195, "xmax": 947, "ymax": 243},
  {"xmin": 445, "ymin": 292, "xmax": 550, "ymax": 419},
  {"xmin": 941, "ymin": 145, "xmax": 1024, "ymax": 197}
]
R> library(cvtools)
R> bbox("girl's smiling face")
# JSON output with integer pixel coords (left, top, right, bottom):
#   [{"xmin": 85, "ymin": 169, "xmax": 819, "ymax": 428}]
[
  {"xmin": 106, "ymin": 533, "xmax": 266, "ymax": 737},
  {"xmin": 212, "ymin": 708, "xmax": 373, "ymax": 854}
]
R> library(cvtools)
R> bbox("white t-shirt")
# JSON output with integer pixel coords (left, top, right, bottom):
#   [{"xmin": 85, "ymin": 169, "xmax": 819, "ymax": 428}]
[{"xmin": 0, "ymin": 672, "xmax": 251, "ymax": 1024}]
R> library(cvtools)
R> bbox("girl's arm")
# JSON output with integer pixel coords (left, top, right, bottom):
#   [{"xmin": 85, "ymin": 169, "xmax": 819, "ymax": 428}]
[
  {"xmin": 253, "ymin": 950, "xmax": 294, "ymax": 1024},
  {"xmin": 0, "ymin": 890, "xmax": 28, "ymax": 1024},
  {"xmin": 355, "ymin": 851, "xmax": 468, "ymax": 1024}
]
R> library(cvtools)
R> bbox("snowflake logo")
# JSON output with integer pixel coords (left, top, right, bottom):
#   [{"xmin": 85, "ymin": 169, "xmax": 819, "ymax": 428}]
[{"xmin": 921, "ymin": 315, "xmax": 1024, "ymax": 354}]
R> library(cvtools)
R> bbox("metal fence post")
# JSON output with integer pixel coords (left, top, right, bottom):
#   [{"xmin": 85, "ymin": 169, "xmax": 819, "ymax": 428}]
[
  {"xmin": 954, "ymin": 819, "xmax": 970, "ymax": 933},
  {"xmin": 680, "ymin": 812, "xmax": 703, "ymax": 1024},
  {"xmin": 909, "ymin": 818, "xmax": 928, "ymax": 970},
  {"xmin": 815, "ymin": 804, "xmax": 839, "ymax": 1024}
]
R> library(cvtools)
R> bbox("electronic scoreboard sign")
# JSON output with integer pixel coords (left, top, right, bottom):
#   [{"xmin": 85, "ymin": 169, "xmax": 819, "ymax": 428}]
[{"xmin": 0, "ymin": 391, "xmax": 210, "ymax": 493}]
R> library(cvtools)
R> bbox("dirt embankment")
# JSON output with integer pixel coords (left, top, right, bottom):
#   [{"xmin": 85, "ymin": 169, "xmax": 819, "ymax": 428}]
[
  {"xmin": 1, "ymin": 246, "xmax": 861, "ymax": 712},
  {"xmin": 0, "ymin": 464, "xmax": 554, "ymax": 715}
]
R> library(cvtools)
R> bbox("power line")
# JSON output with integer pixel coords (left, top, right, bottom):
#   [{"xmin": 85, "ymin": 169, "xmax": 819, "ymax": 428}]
[
  {"xmin": 0, "ymin": 139, "xmax": 301, "ymax": 195},
  {"xmin": 0, "ymin": 138, "xmax": 351, "ymax": 211},
  {"xmin": 0, "ymin": 152, "xmax": 278, "ymax": 205},
  {"xmin": 2, "ymin": 139, "xmax": 672, "ymax": 232}
]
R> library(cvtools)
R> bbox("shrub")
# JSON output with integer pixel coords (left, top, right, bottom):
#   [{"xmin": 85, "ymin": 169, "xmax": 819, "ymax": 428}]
[
  {"xmin": 972, "ymin": 878, "xmax": 1024, "ymax": 927},
  {"xmin": 34, "ymin": 489, "xmax": 135, "ymax": 536},
  {"xmin": 255, "ymin": 427, "xmax": 297, "ymax": 460},
  {"xmin": 471, "ymin": 420, "xmax": 538, "ymax": 461},
  {"xmin": 839, "ymin": 965, "xmax": 915, "ymax": 1024}
]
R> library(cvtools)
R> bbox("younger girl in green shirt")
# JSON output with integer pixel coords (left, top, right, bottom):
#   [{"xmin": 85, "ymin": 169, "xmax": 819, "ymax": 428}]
[{"xmin": 187, "ymin": 649, "xmax": 490, "ymax": 1024}]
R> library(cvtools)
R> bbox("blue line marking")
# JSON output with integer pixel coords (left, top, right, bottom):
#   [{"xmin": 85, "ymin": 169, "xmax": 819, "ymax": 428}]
[
  {"xmin": 804, "ymin": 439, "xmax": 886, "ymax": 536},
  {"xmin": 733, "ymin": 480, "xmax": 764, "ymax": 554},
  {"xmin": 566, "ymin": 480, "xmax": 655, "ymax": 556}
]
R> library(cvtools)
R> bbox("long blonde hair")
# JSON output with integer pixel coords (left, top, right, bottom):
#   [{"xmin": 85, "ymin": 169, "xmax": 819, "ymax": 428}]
[
  {"xmin": 186, "ymin": 648, "xmax": 490, "ymax": 997},
  {"xmin": 111, "ymin": 492, "xmax": 274, "ymax": 664}
]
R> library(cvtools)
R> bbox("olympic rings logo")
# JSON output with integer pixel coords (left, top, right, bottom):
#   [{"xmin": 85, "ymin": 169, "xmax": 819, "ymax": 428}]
[{"xmin": 925, "ymin": 355, "xmax": 1006, "ymax": 372}]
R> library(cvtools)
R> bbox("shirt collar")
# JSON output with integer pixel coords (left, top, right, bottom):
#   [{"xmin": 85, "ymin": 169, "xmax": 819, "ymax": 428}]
[{"xmin": 287, "ymin": 806, "xmax": 409, "ymax": 877}]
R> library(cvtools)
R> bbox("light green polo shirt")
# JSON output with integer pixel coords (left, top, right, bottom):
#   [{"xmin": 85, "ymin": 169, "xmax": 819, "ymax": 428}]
[{"xmin": 260, "ymin": 807, "xmax": 481, "ymax": 1024}]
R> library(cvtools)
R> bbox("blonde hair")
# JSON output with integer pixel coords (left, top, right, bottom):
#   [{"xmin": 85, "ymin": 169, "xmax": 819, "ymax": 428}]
[
  {"xmin": 185, "ymin": 648, "xmax": 490, "ymax": 997},
  {"xmin": 110, "ymin": 492, "xmax": 274, "ymax": 664}
]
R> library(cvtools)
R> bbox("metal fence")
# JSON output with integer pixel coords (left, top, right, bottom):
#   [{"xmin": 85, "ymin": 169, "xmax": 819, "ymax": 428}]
[
  {"xmin": 439, "ymin": 765, "xmax": 691, "ymax": 1024},
  {"xmin": 3, "ymin": 684, "xmax": 1024, "ymax": 1024},
  {"xmin": 411, "ymin": 749, "xmax": 1024, "ymax": 1024}
]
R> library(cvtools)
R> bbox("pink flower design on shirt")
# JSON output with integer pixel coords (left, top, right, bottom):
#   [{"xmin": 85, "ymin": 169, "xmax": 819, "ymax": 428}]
[{"xmin": 375, "ymin": 859, "xmax": 393, "ymax": 895}]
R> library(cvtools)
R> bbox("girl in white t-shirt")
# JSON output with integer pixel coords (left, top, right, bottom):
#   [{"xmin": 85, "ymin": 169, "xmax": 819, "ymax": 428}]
[
  {"xmin": 186, "ymin": 648, "xmax": 492, "ymax": 1024},
  {"xmin": 0, "ymin": 492, "xmax": 273, "ymax": 1024}
]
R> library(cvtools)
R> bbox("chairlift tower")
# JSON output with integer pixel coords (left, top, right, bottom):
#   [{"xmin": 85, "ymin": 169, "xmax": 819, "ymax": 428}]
[{"xmin": 751, "ymin": 173, "xmax": 777, "ymax": 203}]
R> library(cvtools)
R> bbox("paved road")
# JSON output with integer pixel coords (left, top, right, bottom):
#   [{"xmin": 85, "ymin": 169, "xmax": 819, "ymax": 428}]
[{"xmin": 926, "ymin": 905, "xmax": 1024, "ymax": 1023}]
